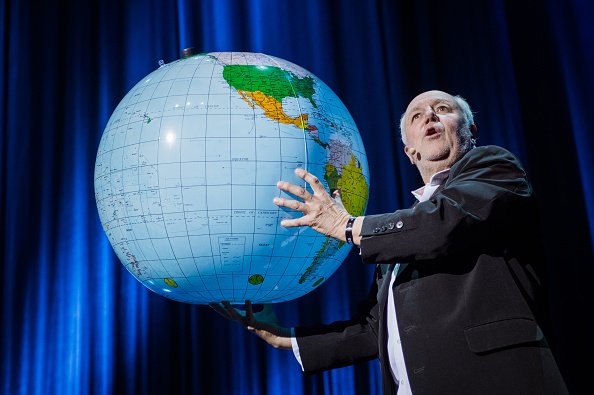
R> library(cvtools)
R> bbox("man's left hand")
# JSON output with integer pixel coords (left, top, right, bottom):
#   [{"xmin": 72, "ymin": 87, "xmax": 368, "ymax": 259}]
[{"xmin": 209, "ymin": 301, "xmax": 292, "ymax": 350}]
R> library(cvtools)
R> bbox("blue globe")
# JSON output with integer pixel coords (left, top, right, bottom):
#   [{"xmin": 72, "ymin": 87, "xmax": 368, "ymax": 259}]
[{"xmin": 94, "ymin": 52, "xmax": 370, "ymax": 304}]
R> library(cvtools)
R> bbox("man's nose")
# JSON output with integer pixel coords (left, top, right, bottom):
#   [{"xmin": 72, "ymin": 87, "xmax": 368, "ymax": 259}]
[{"xmin": 423, "ymin": 108, "xmax": 439, "ymax": 123}]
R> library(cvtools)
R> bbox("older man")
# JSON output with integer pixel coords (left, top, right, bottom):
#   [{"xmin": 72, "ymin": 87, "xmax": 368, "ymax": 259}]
[{"xmin": 213, "ymin": 90, "xmax": 568, "ymax": 394}]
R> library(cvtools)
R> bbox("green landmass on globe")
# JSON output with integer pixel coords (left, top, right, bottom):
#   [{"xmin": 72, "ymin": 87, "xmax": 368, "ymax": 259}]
[{"xmin": 94, "ymin": 52, "xmax": 370, "ymax": 304}]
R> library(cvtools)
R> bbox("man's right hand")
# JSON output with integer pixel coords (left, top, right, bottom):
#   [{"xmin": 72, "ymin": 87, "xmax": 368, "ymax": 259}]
[{"xmin": 209, "ymin": 300, "xmax": 292, "ymax": 350}]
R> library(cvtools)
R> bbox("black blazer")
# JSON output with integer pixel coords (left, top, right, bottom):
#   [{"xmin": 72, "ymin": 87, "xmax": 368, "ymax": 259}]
[{"xmin": 295, "ymin": 146, "xmax": 568, "ymax": 394}]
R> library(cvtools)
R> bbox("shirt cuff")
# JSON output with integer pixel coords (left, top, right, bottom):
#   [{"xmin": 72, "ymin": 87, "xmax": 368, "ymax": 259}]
[{"xmin": 290, "ymin": 328, "xmax": 304, "ymax": 371}]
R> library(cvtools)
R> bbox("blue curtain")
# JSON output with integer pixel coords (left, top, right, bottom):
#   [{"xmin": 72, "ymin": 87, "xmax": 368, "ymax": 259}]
[{"xmin": 2, "ymin": 0, "xmax": 593, "ymax": 393}]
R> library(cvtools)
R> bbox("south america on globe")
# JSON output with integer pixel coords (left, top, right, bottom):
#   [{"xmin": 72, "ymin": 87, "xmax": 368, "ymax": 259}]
[{"xmin": 94, "ymin": 52, "xmax": 370, "ymax": 304}]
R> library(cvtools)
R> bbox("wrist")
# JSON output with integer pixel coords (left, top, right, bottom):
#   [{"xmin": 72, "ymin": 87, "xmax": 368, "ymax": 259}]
[
  {"xmin": 345, "ymin": 216, "xmax": 357, "ymax": 245},
  {"xmin": 351, "ymin": 217, "xmax": 363, "ymax": 246},
  {"xmin": 344, "ymin": 216, "xmax": 363, "ymax": 246}
]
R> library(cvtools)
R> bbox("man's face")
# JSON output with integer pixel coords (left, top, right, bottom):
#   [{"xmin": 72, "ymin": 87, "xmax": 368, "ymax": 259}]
[{"xmin": 402, "ymin": 90, "xmax": 469, "ymax": 167}]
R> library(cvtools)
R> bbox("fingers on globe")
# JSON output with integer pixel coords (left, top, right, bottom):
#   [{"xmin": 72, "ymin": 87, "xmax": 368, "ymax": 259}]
[
  {"xmin": 280, "ymin": 215, "xmax": 308, "ymax": 228},
  {"xmin": 277, "ymin": 180, "xmax": 311, "ymax": 202},
  {"xmin": 273, "ymin": 197, "xmax": 303, "ymax": 213},
  {"xmin": 290, "ymin": 200, "xmax": 303, "ymax": 212},
  {"xmin": 295, "ymin": 168, "xmax": 325, "ymax": 196}
]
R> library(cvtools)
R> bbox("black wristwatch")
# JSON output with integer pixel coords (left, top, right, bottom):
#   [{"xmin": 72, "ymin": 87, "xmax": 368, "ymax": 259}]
[{"xmin": 345, "ymin": 216, "xmax": 357, "ymax": 244}]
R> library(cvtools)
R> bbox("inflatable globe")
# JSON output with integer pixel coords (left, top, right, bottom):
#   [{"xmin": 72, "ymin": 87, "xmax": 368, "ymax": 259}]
[{"xmin": 94, "ymin": 52, "xmax": 369, "ymax": 304}]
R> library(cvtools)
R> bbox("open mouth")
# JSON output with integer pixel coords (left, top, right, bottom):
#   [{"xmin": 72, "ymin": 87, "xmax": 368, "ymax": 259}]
[{"xmin": 425, "ymin": 126, "xmax": 441, "ymax": 138}]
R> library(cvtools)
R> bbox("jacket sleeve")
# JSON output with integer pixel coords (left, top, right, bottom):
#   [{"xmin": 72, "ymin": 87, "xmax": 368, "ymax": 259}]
[
  {"xmin": 293, "ymin": 268, "xmax": 382, "ymax": 372},
  {"xmin": 360, "ymin": 146, "xmax": 533, "ymax": 263}
]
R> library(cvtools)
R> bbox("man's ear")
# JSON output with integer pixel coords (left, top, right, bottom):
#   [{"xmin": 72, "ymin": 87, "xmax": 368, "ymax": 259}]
[
  {"xmin": 470, "ymin": 124, "xmax": 477, "ymax": 138},
  {"xmin": 404, "ymin": 146, "xmax": 416, "ymax": 164}
]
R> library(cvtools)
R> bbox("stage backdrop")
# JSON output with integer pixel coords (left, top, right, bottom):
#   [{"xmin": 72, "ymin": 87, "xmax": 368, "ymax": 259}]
[{"xmin": 2, "ymin": 0, "xmax": 593, "ymax": 394}]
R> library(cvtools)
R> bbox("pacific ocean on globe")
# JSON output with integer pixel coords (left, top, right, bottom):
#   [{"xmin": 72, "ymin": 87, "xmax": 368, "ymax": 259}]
[{"xmin": 94, "ymin": 52, "xmax": 370, "ymax": 304}]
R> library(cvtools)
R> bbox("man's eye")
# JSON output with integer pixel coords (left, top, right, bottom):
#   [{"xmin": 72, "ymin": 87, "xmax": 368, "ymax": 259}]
[
  {"xmin": 436, "ymin": 106, "xmax": 449, "ymax": 112},
  {"xmin": 411, "ymin": 114, "xmax": 420, "ymax": 122}
]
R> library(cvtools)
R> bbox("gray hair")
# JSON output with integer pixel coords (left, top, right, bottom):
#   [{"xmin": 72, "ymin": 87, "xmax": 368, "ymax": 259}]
[{"xmin": 399, "ymin": 95, "xmax": 475, "ymax": 150}]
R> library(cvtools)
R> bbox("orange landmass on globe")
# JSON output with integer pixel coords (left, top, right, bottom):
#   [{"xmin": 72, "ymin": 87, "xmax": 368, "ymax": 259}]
[{"xmin": 238, "ymin": 90, "xmax": 308, "ymax": 129}]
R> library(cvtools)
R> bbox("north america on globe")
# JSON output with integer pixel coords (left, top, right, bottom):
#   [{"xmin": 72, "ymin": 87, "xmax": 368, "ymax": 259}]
[{"xmin": 94, "ymin": 52, "xmax": 370, "ymax": 304}]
